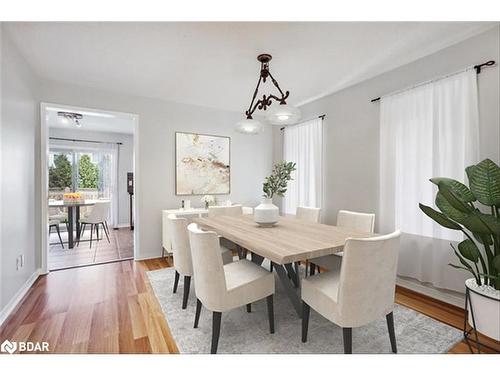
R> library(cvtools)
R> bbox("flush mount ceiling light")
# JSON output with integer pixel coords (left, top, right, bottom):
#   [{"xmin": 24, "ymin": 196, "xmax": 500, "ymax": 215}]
[
  {"xmin": 236, "ymin": 54, "xmax": 301, "ymax": 134},
  {"xmin": 58, "ymin": 111, "xmax": 83, "ymax": 128}
]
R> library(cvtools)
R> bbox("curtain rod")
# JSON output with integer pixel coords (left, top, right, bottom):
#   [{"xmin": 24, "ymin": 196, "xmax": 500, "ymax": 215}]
[
  {"xmin": 370, "ymin": 60, "xmax": 496, "ymax": 103},
  {"xmin": 49, "ymin": 137, "xmax": 123, "ymax": 145},
  {"xmin": 280, "ymin": 114, "xmax": 326, "ymax": 131}
]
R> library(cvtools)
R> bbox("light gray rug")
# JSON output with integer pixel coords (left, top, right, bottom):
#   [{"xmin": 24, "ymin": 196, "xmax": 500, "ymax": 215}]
[{"xmin": 147, "ymin": 265, "xmax": 462, "ymax": 354}]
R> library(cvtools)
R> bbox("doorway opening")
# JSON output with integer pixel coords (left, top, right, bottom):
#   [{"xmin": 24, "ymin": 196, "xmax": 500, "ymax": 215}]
[{"xmin": 41, "ymin": 103, "xmax": 139, "ymax": 271}]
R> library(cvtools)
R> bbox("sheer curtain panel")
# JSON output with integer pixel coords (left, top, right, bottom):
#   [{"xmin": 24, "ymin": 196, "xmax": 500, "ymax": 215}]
[
  {"xmin": 379, "ymin": 69, "xmax": 480, "ymax": 292},
  {"xmin": 283, "ymin": 117, "xmax": 323, "ymax": 216}
]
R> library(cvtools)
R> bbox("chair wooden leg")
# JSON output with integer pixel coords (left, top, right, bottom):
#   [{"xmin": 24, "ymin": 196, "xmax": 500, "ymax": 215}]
[
  {"xmin": 343, "ymin": 327, "xmax": 352, "ymax": 354},
  {"xmin": 182, "ymin": 276, "xmax": 191, "ymax": 309},
  {"xmin": 55, "ymin": 224, "xmax": 64, "ymax": 249},
  {"xmin": 102, "ymin": 222, "xmax": 110, "ymax": 243},
  {"xmin": 266, "ymin": 295, "xmax": 274, "ymax": 334},
  {"xmin": 96, "ymin": 223, "xmax": 100, "ymax": 241},
  {"xmin": 78, "ymin": 223, "xmax": 86, "ymax": 246},
  {"xmin": 270, "ymin": 262, "xmax": 273, "ymax": 272},
  {"xmin": 194, "ymin": 298, "xmax": 202, "ymax": 328},
  {"xmin": 302, "ymin": 302, "xmax": 310, "ymax": 342},
  {"xmin": 173, "ymin": 270, "xmax": 180, "ymax": 293},
  {"xmin": 386, "ymin": 312, "xmax": 397, "ymax": 353},
  {"xmin": 309, "ymin": 263, "xmax": 316, "ymax": 276},
  {"xmin": 246, "ymin": 303, "xmax": 251, "ymax": 313},
  {"xmin": 211, "ymin": 311, "xmax": 222, "ymax": 354}
]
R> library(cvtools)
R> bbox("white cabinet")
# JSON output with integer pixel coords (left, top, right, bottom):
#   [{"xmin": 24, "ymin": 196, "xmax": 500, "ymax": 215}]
[{"xmin": 161, "ymin": 206, "xmax": 254, "ymax": 254}]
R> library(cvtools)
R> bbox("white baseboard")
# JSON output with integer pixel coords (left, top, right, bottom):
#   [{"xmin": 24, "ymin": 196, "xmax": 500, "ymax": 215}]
[
  {"xmin": 397, "ymin": 277, "xmax": 465, "ymax": 308},
  {"xmin": 114, "ymin": 223, "xmax": 132, "ymax": 229},
  {"xmin": 0, "ymin": 268, "xmax": 42, "ymax": 327}
]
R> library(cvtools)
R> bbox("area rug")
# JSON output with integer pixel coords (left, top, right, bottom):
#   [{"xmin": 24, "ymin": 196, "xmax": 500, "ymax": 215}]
[{"xmin": 147, "ymin": 265, "xmax": 462, "ymax": 354}]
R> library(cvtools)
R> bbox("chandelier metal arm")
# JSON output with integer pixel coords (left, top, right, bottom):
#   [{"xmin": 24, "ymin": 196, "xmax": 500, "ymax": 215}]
[
  {"xmin": 245, "ymin": 75, "xmax": 263, "ymax": 119},
  {"xmin": 267, "ymin": 71, "xmax": 289, "ymax": 100}
]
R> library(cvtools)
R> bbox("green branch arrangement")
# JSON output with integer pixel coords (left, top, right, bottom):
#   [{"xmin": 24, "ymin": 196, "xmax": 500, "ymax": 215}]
[
  {"xmin": 262, "ymin": 161, "xmax": 297, "ymax": 199},
  {"xmin": 419, "ymin": 158, "xmax": 500, "ymax": 290}
]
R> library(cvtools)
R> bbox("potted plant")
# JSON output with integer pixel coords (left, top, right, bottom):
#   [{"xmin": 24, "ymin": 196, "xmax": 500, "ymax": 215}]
[
  {"xmin": 254, "ymin": 161, "xmax": 296, "ymax": 227},
  {"xmin": 419, "ymin": 158, "xmax": 500, "ymax": 341}
]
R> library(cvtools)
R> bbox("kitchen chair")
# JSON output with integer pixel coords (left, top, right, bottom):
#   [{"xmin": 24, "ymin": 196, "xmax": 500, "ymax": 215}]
[
  {"xmin": 310, "ymin": 210, "xmax": 375, "ymax": 275},
  {"xmin": 167, "ymin": 214, "xmax": 233, "ymax": 309},
  {"xmin": 296, "ymin": 206, "xmax": 321, "ymax": 223},
  {"xmin": 78, "ymin": 200, "xmax": 111, "ymax": 248},
  {"xmin": 302, "ymin": 230, "xmax": 401, "ymax": 354},
  {"xmin": 188, "ymin": 223, "xmax": 275, "ymax": 354},
  {"xmin": 208, "ymin": 204, "xmax": 246, "ymax": 259},
  {"xmin": 49, "ymin": 218, "xmax": 65, "ymax": 248}
]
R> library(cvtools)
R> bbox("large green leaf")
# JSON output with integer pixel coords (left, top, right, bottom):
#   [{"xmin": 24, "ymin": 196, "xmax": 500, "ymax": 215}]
[
  {"xmin": 465, "ymin": 165, "xmax": 477, "ymax": 183},
  {"xmin": 472, "ymin": 232, "xmax": 493, "ymax": 246},
  {"xmin": 457, "ymin": 239, "xmax": 480, "ymax": 263},
  {"xmin": 462, "ymin": 211, "xmax": 500, "ymax": 235},
  {"xmin": 493, "ymin": 255, "xmax": 500, "ymax": 272},
  {"xmin": 467, "ymin": 159, "xmax": 500, "ymax": 206},
  {"xmin": 419, "ymin": 203, "xmax": 462, "ymax": 230},
  {"xmin": 435, "ymin": 192, "xmax": 468, "ymax": 224},
  {"xmin": 430, "ymin": 177, "xmax": 476, "ymax": 202},
  {"xmin": 438, "ymin": 182, "xmax": 472, "ymax": 213}
]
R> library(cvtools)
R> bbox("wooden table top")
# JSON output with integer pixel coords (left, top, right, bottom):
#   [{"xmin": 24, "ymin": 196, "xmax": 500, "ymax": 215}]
[
  {"xmin": 48, "ymin": 199, "xmax": 97, "ymax": 207},
  {"xmin": 193, "ymin": 214, "xmax": 375, "ymax": 264}
]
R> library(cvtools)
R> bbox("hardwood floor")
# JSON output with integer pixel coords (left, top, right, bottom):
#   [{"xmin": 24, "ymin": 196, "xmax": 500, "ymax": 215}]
[
  {"xmin": 49, "ymin": 227, "xmax": 134, "ymax": 270},
  {"xmin": 0, "ymin": 258, "xmax": 178, "ymax": 353},
  {"xmin": 1, "ymin": 258, "xmax": 498, "ymax": 354}
]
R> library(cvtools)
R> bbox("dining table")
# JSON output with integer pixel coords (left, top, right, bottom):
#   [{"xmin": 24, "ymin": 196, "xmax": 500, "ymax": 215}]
[
  {"xmin": 48, "ymin": 199, "xmax": 96, "ymax": 249},
  {"xmin": 193, "ymin": 214, "xmax": 375, "ymax": 318}
]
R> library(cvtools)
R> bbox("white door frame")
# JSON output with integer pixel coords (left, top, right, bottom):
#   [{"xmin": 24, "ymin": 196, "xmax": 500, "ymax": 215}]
[{"xmin": 40, "ymin": 102, "xmax": 140, "ymax": 274}]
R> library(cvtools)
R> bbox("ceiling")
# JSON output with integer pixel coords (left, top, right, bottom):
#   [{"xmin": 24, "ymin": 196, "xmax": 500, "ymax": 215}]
[
  {"xmin": 47, "ymin": 105, "xmax": 136, "ymax": 134},
  {"xmin": 6, "ymin": 22, "xmax": 497, "ymax": 112}
]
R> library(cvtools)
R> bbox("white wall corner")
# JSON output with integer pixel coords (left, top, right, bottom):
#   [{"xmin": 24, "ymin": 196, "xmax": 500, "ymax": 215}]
[{"xmin": 0, "ymin": 268, "xmax": 42, "ymax": 327}]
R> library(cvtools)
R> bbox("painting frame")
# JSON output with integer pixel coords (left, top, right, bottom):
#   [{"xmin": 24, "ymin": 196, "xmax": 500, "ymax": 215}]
[{"xmin": 175, "ymin": 131, "xmax": 231, "ymax": 196}]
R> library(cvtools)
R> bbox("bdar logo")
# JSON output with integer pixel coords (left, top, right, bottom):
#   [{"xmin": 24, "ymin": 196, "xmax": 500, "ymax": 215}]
[{"xmin": 1, "ymin": 339, "xmax": 17, "ymax": 354}]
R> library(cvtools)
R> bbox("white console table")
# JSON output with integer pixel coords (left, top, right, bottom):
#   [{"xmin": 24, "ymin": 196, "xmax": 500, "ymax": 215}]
[{"xmin": 162, "ymin": 206, "xmax": 254, "ymax": 255}]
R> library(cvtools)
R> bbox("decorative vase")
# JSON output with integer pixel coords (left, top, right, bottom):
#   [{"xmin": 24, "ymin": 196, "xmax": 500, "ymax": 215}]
[
  {"xmin": 465, "ymin": 278, "xmax": 500, "ymax": 341},
  {"xmin": 254, "ymin": 197, "xmax": 279, "ymax": 227}
]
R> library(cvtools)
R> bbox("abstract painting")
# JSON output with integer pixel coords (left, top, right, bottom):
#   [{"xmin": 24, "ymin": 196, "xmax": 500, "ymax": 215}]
[{"xmin": 175, "ymin": 132, "xmax": 230, "ymax": 195}]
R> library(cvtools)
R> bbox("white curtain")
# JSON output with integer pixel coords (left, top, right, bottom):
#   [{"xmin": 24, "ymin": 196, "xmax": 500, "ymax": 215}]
[
  {"xmin": 283, "ymin": 117, "xmax": 323, "ymax": 216},
  {"xmin": 379, "ymin": 69, "xmax": 480, "ymax": 292}
]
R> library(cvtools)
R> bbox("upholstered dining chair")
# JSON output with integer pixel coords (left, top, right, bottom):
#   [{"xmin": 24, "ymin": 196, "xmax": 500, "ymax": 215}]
[
  {"xmin": 301, "ymin": 230, "xmax": 401, "ymax": 354},
  {"xmin": 167, "ymin": 214, "xmax": 233, "ymax": 309},
  {"xmin": 285, "ymin": 206, "xmax": 321, "ymax": 274},
  {"xmin": 309, "ymin": 210, "xmax": 375, "ymax": 275},
  {"xmin": 296, "ymin": 206, "xmax": 321, "ymax": 223},
  {"xmin": 208, "ymin": 204, "xmax": 243, "ymax": 217},
  {"xmin": 208, "ymin": 204, "xmax": 247, "ymax": 259},
  {"xmin": 187, "ymin": 223, "xmax": 275, "ymax": 354},
  {"xmin": 77, "ymin": 200, "xmax": 111, "ymax": 248},
  {"xmin": 49, "ymin": 218, "xmax": 65, "ymax": 248}
]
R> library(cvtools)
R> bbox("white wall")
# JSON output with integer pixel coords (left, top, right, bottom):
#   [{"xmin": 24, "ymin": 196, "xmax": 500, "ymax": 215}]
[
  {"xmin": 274, "ymin": 26, "xmax": 500, "ymax": 292},
  {"xmin": 0, "ymin": 26, "xmax": 40, "ymax": 312},
  {"xmin": 39, "ymin": 82, "xmax": 273, "ymax": 260},
  {"xmin": 48, "ymin": 127, "xmax": 134, "ymax": 226}
]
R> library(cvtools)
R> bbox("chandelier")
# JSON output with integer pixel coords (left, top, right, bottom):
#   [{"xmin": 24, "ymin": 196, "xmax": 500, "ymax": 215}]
[{"xmin": 236, "ymin": 54, "xmax": 301, "ymax": 134}]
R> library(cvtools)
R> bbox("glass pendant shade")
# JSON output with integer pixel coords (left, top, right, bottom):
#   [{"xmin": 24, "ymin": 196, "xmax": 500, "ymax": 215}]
[
  {"xmin": 265, "ymin": 104, "xmax": 301, "ymax": 125},
  {"xmin": 235, "ymin": 118, "xmax": 264, "ymax": 135}
]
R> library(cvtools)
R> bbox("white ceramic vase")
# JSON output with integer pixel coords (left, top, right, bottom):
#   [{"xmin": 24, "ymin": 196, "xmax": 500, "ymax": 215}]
[
  {"xmin": 254, "ymin": 197, "xmax": 279, "ymax": 227},
  {"xmin": 466, "ymin": 278, "xmax": 500, "ymax": 341}
]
